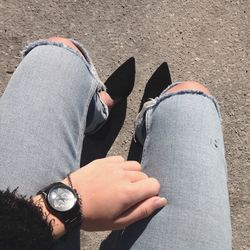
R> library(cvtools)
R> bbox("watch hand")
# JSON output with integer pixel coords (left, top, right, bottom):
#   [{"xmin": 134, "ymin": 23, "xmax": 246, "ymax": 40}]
[{"xmin": 60, "ymin": 197, "xmax": 66, "ymax": 202}]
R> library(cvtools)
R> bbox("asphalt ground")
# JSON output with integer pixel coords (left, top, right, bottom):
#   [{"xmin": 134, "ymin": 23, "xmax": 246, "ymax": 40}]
[{"xmin": 0, "ymin": 0, "xmax": 249, "ymax": 249}]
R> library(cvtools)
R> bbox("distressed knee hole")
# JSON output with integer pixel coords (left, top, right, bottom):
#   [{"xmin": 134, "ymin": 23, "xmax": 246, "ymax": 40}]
[
  {"xmin": 47, "ymin": 37, "xmax": 82, "ymax": 54},
  {"xmin": 167, "ymin": 81, "xmax": 211, "ymax": 95}
]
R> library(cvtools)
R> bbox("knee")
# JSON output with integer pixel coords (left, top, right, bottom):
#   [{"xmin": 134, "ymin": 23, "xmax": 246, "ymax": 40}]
[
  {"xmin": 47, "ymin": 37, "xmax": 81, "ymax": 54},
  {"xmin": 167, "ymin": 81, "xmax": 211, "ymax": 95}
]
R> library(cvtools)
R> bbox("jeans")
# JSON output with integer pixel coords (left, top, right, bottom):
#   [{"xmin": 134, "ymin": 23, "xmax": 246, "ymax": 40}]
[
  {"xmin": 0, "ymin": 40, "xmax": 231, "ymax": 250},
  {"xmin": 102, "ymin": 88, "xmax": 232, "ymax": 250}
]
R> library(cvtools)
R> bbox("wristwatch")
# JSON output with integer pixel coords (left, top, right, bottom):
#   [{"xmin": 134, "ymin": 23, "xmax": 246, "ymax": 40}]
[{"xmin": 37, "ymin": 182, "xmax": 82, "ymax": 233}]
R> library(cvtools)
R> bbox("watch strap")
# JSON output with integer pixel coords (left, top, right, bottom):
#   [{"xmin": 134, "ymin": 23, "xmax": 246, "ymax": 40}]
[{"xmin": 37, "ymin": 182, "xmax": 82, "ymax": 234}]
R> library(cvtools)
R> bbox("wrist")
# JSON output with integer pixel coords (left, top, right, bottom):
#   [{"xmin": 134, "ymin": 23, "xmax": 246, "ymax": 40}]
[
  {"xmin": 33, "ymin": 179, "xmax": 82, "ymax": 238},
  {"xmin": 32, "ymin": 194, "xmax": 66, "ymax": 239}
]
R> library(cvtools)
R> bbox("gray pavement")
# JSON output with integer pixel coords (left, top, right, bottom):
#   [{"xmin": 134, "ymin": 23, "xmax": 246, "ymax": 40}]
[{"xmin": 0, "ymin": 0, "xmax": 249, "ymax": 249}]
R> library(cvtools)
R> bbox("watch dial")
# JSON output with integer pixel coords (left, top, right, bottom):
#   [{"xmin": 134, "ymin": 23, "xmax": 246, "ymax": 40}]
[{"xmin": 48, "ymin": 187, "xmax": 77, "ymax": 212}]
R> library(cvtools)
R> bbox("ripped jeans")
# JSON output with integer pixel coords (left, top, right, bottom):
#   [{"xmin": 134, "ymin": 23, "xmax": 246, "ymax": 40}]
[
  {"xmin": 0, "ymin": 40, "xmax": 231, "ymax": 250},
  {"xmin": 102, "ymin": 87, "xmax": 232, "ymax": 250}
]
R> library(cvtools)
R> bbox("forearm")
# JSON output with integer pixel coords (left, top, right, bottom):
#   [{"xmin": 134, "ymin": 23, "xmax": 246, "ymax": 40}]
[{"xmin": 0, "ymin": 157, "xmax": 166, "ymax": 250}]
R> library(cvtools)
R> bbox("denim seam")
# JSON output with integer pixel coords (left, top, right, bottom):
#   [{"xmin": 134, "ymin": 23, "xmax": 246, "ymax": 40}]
[
  {"xmin": 85, "ymin": 96, "xmax": 109, "ymax": 135},
  {"xmin": 75, "ymin": 77, "xmax": 99, "ymax": 163},
  {"xmin": 140, "ymin": 109, "xmax": 152, "ymax": 170}
]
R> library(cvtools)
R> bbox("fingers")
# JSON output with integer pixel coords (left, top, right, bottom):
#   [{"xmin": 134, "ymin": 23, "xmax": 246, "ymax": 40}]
[
  {"xmin": 129, "ymin": 178, "xmax": 161, "ymax": 205},
  {"xmin": 94, "ymin": 157, "xmax": 141, "ymax": 172},
  {"xmin": 124, "ymin": 171, "xmax": 148, "ymax": 182},
  {"xmin": 113, "ymin": 196, "xmax": 167, "ymax": 229},
  {"xmin": 121, "ymin": 161, "xmax": 142, "ymax": 171}
]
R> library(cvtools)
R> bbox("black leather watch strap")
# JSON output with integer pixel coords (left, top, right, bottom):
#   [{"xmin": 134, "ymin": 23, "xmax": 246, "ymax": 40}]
[
  {"xmin": 37, "ymin": 182, "xmax": 82, "ymax": 234},
  {"xmin": 59, "ymin": 198, "xmax": 82, "ymax": 232}
]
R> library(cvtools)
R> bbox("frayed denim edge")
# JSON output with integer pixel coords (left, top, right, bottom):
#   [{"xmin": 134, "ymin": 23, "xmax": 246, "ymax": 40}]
[
  {"xmin": 162, "ymin": 90, "xmax": 220, "ymax": 117},
  {"xmin": 70, "ymin": 39, "xmax": 106, "ymax": 92},
  {"xmin": 139, "ymin": 83, "xmax": 220, "ymax": 119},
  {"xmin": 21, "ymin": 39, "xmax": 106, "ymax": 92},
  {"xmin": 134, "ymin": 87, "xmax": 221, "ymax": 144}
]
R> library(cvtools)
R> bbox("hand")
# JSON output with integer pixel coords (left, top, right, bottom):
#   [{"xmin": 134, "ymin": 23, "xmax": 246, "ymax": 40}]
[{"xmin": 63, "ymin": 156, "xmax": 167, "ymax": 231}]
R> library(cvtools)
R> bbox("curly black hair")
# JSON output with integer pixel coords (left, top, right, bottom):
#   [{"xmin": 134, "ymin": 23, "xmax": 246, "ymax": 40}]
[{"xmin": 0, "ymin": 188, "xmax": 55, "ymax": 250}]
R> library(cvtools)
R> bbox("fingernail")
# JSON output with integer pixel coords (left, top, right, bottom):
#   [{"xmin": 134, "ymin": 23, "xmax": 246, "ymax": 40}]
[{"xmin": 155, "ymin": 197, "xmax": 167, "ymax": 208}]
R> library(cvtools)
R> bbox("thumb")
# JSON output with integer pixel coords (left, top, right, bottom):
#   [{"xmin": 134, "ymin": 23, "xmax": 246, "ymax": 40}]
[{"xmin": 113, "ymin": 196, "xmax": 167, "ymax": 229}]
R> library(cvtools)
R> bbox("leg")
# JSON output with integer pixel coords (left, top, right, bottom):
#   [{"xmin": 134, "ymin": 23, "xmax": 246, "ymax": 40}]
[
  {"xmin": 108, "ymin": 81, "xmax": 231, "ymax": 249},
  {"xmin": 0, "ymin": 37, "xmax": 108, "ymax": 249}
]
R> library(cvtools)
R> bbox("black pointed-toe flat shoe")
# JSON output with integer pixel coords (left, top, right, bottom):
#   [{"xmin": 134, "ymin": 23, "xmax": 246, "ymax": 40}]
[
  {"xmin": 138, "ymin": 62, "xmax": 172, "ymax": 111},
  {"xmin": 104, "ymin": 57, "xmax": 136, "ymax": 101},
  {"xmin": 80, "ymin": 57, "xmax": 136, "ymax": 165}
]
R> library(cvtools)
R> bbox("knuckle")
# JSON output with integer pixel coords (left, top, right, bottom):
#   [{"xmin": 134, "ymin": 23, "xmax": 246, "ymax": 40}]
[
  {"xmin": 149, "ymin": 178, "xmax": 161, "ymax": 192},
  {"xmin": 137, "ymin": 172, "xmax": 148, "ymax": 180},
  {"xmin": 140, "ymin": 205, "xmax": 150, "ymax": 218},
  {"xmin": 132, "ymin": 161, "xmax": 142, "ymax": 170}
]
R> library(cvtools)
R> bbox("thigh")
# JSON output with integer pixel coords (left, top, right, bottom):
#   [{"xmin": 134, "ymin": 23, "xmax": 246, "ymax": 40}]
[
  {"xmin": 0, "ymin": 42, "xmax": 102, "ymax": 250},
  {"xmin": 0, "ymin": 44, "xmax": 99, "ymax": 195},
  {"xmin": 112, "ymin": 91, "xmax": 231, "ymax": 250}
]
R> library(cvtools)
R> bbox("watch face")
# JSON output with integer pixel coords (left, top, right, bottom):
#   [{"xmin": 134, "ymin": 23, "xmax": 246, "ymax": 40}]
[{"xmin": 48, "ymin": 186, "xmax": 77, "ymax": 212}]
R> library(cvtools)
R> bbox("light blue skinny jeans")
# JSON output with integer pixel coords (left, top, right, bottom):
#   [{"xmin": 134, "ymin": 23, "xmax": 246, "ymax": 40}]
[{"xmin": 0, "ymin": 41, "xmax": 231, "ymax": 250}]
